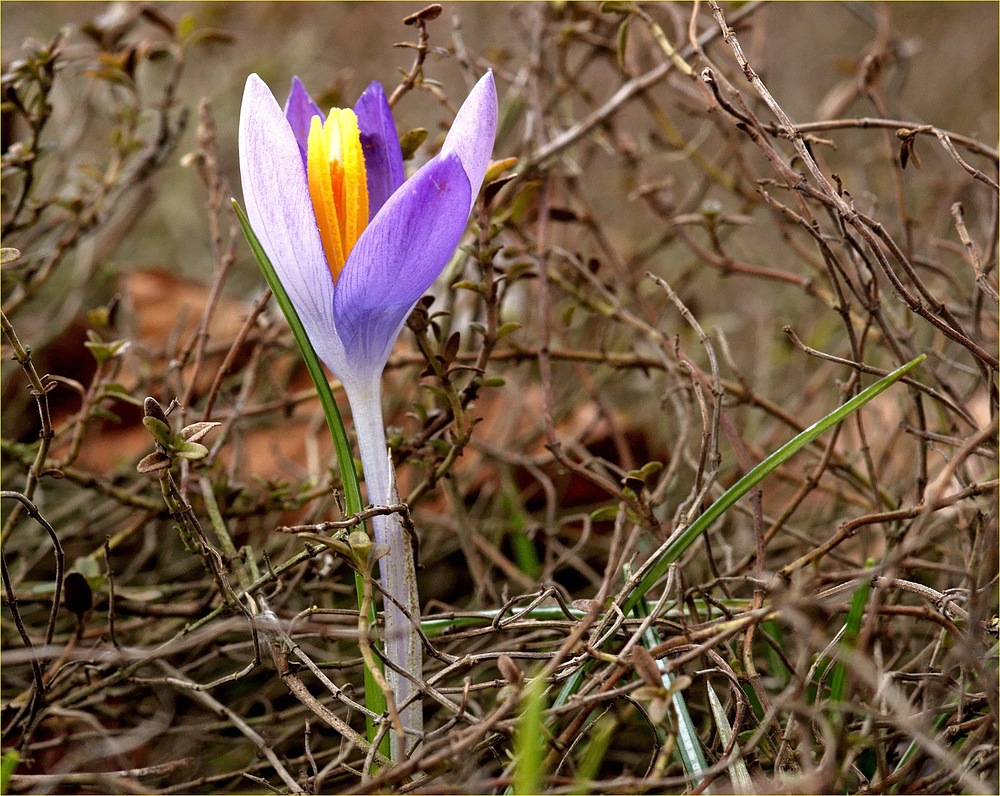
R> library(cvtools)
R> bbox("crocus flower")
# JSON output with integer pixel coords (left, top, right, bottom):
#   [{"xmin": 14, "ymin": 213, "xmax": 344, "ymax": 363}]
[{"xmin": 239, "ymin": 71, "xmax": 497, "ymax": 757}]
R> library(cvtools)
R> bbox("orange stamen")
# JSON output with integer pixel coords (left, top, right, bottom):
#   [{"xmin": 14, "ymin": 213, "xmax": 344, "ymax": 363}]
[{"xmin": 306, "ymin": 108, "xmax": 369, "ymax": 281}]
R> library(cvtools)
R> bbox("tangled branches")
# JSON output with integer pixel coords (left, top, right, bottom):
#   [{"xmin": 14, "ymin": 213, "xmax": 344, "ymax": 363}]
[{"xmin": 2, "ymin": 3, "xmax": 996, "ymax": 793}]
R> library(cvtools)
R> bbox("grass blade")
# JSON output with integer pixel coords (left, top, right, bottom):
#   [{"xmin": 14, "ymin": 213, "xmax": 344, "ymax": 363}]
[
  {"xmin": 1, "ymin": 750, "xmax": 19, "ymax": 792},
  {"xmin": 828, "ymin": 560, "xmax": 874, "ymax": 704},
  {"xmin": 622, "ymin": 355, "xmax": 925, "ymax": 614},
  {"xmin": 551, "ymin": 356, "xmax": 925, "ymax": 772},
  {"xmin": 513, "ymin": 674, "xmax": 547, "ymax": 795},
  {"xmin": 573, "ymin": 712, "xmax": 616, "ymax": 791},
  {"xmin": 707, "ymin": 681, "xmax": 755, "ymax": 794},
  {"xmin": 634, "ymin": 595, "xmax": 708, "ymax": 783}
]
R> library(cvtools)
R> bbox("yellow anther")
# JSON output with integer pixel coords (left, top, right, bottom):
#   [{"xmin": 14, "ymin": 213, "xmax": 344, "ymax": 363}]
[{"xmin": 307, "ymin": 108, "xmax": 369, "ymax": 281}]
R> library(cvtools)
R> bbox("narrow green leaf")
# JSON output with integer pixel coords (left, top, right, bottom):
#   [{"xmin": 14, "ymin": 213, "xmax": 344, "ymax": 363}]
[
  {"xmin": 560, "ymin": 303, "xmax": 576, "ymax": 326},
  {"xmin": 502, "ymin": 491, "xmax": 542, "ymax": 579},
  {"xmin": 137, "ymin": 451, "xmax": 170, "ymax": 474},
  {"xmin": 761, "ymin": 619, "xmax": 791, "ymax": 686},
  {"xmin": 573, "ymin": 713, "xmax": 616, "ymax": 791},
  {"xmin": 1, "ymin": 749, "xmax": 19, "ymax": 791},
  {"xmin": 633, "ymin": 594, "xmax": 708, "ymax": 782},
  {"xmin": 102, "ymin": 383, "xmax": 145, "ymax": 406},
  {"xmin": 551, "ymin": 357, "xmax": 926, "ymax": 774},
  {"xmin": 622, "ymin": 355, "xmax": 925, "ymax": 614},
  {"xmin": 829, "ymin": 562, "xmax": 874, "ymax": 703},
  {"xmin": 513, "ymin": 675, "xmax": 547, "ymax": 795},
  {"xmin": 616, "ymin": 14, "xmax": 633, "ymax": 71},
  {"xmin": 452, "ymin": 280, "xmax": 484, "ymax": 295},
  {"xmin": 89, "ymin": 405, "xmax": 122, "ymax": 423},
  {"xmin": 590, "ymin": 505, "xmax": 620, "ymax": 522},
  {"xmin": 890, "ymin": 708, "xmax": 953, "ymax": 789},
  {"xmin": 707, "ymin": 682, "xmax": 754, "ymax": 794}
]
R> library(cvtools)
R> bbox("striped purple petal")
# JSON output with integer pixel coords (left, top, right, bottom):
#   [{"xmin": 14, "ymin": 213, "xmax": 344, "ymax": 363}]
[
  {"xmin": 240, "ymin": 74, "xmax": 350, "ymax": 381},
  {"xmin": 283, "ymin": 76, "xmax": 325, "ymax": 171},
  {"xmin": 334, "ymin": 152, "xmax": 471, "ymax": 375},
  {"xmin": 353, "ymin": 82, "xmax": 406, "ymax": 218},
  {"xmin": 440, "ymin": 71, "xmax": 498, "ymax": 214}
]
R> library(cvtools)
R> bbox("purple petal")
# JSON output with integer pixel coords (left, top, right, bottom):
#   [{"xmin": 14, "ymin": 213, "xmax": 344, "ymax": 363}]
[
  {"xmin": 440, "ymin": 71, "xmax": 498, "ymax": 213},
  {"xmin": 239, "ymin": 74, "xmax": 350, "ymax": 380},
  {"xmin": 283, "ymin": 76, "xmax": 325, "ymax": 171},
  {"xmin": 353, "ymin": 81, "xmax": 405, "ymax": 218},
  {"xmin": 334, "ymin": 153, "xmax": 471, "ymax": 373}
]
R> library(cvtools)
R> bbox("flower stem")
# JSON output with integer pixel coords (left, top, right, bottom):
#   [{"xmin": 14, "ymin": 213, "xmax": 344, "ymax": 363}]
[{"xmin": 345, "ymin": 377, "xmax": 422, "ymax": 760}]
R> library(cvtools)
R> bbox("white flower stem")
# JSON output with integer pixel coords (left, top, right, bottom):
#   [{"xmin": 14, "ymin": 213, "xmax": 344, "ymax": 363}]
[{"xmin": 344, "ymin": 377, "xmax": 422, "ymax": 760}]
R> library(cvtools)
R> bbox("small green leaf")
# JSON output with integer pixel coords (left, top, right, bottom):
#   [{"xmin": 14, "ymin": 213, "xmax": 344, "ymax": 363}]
[
  {"xmin": 89, "ymin": 405, "xmax": 122, "ymax": 423},
  {"xmin": 84, "ymin": 334, "xmax": 130, "ymax": 366},
  {"xmin": 102, "ymin": 383, "xmax": 143, "ymax": 405},
  {"xmin": 183, "ymin": 27, "xmax": 236, "ymax": 48},
  {"xmin": 177, "ymin": 13, "xmax": 196, "ymax": 39},
  {"xmin": 632, "ymin": 645, "xmax": 664, "ymax": 687},
  {"xmin": 602, "ymin": 0, "xmax": 639, "ymax": 12},
  {"xmin": 496, "ymin": 321, "xmax": 521, "ymax": 339},
  {"xmin": 626, "ymin": 461, "xmax": 664, "ymax": 484},
  {"xmin": 506, "ymin": 260, "xmax": 536, "ymax": 281},
  {"xmin": 638, "ymin": 460, "xmax": 664, "ymax": 480},
  {"xmin": 421, "ymin": 384, "xmax": 450, "ymax": 402},
  {"xmin": 1, "ymin": 749, "xmax": 20, "ymax": 791},
  {"xmin": 428, "ymin": 438, "xmax": 451, "ymax": 455},
  {"xmin": 75, "ymin": 556, "xmax": 102, "ymax": 581},
  {"xmin": 143, "ymin": 397, "xmax": 170, "ymax": 425},
  {"xmin": 347, "ymin": 529, "xmax": 373, "ymax": 566},
  {"xmin": 297, "ymin": 531, "xmax": 351, "ymax": 556},
  {"xmin": 174, "ymin": 441, "xmax": 209, "ymax": 460},
  {"xmin": 442, "ymin": 331, "xmax": 461, "ymax": 363},
  {"xmin": 616, "ymin": 13, "xmax": 633, "ymax": 71},
  {"xmin": 590, "ymin": 505, "xmax": 620, "ymax": 522},
  {"xmin": 399, "ymin": 127, "xmax": 428, "ymax": 160},
  {"xmin": 484, "ymin": 156, "xmax": 519, "ymax": 183},
  {"xmin": 409, "ymin": 402, "xmax": 428, "ymax": 423},
  {"xmin": 86, "ymin": 305, "xmax": 113, "ymax": 329},
  {"xmin": 142, "ymin": 416, "xmax": 174, "ymax": 448}
]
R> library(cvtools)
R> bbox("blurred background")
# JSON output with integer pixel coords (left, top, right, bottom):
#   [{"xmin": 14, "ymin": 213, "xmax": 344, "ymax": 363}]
[{"xmin": 3, "ymin": 2, "xmax": 996, "ymax": 292}]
